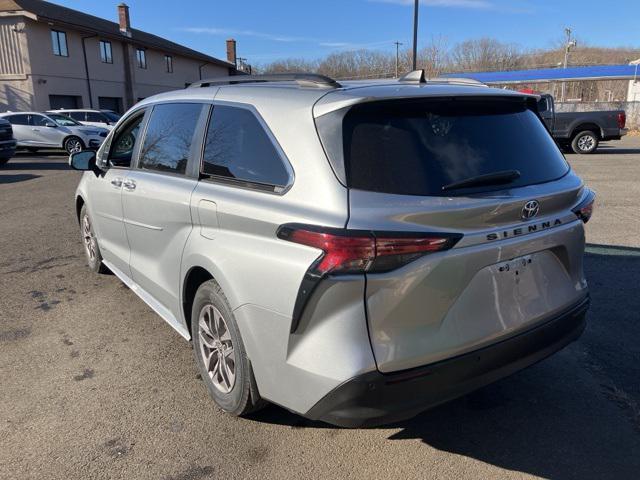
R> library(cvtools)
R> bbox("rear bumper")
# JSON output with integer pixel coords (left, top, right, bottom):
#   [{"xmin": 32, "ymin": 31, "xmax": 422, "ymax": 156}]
[{"xmin": 305, "ymin": 295, "xmax": 589, "ymax": 428}]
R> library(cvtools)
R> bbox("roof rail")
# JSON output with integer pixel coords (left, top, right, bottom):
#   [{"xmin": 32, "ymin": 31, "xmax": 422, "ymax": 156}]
[
  {"xmin": 432, "ymin": 77, "xmax": 487, "ymax": 86},
  {"xmin": 188, "ymin": 73, "xmax": 342, "ymax": 89},
  {"xmin": 398, "ymin": 69, "xmax": 487, "ymax": 87}
]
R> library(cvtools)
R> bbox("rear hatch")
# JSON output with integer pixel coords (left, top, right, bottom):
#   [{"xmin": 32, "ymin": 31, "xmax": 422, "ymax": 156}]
[{"xmin": 316, "ymin": 92, "xmax": 591, "ymax": 373}]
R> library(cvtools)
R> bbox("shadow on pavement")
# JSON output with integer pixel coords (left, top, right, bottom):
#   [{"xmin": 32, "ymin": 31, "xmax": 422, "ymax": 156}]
[
  {"xmin": 252, "ymin": 243, "xmax": 640, "ymax": 479},
  {"xmin": 594, "ymin": 145, "xmax": 640, "ymax": 155},
  {"xmin": 14, "ymin": 150, "xmax": 67, "ymax": 158},
  {"xmin": 2, "ymin": 160, "xmax": 68, "ymax": 171},
  {"xmin": 0, "ymin": 173, "xmax": 41, "ymax": 184}
]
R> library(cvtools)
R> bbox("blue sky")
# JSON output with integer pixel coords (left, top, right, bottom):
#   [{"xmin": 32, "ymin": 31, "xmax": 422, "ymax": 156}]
[{"xmin": 54, "ymin": 0, "xmax": 639, "ymax": 63}]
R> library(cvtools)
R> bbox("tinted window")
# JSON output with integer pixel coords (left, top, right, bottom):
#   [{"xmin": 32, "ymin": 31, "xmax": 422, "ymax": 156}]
[
  {"xmin": 86, "ymin": 112, "xmax": 106, "ymax": 122},
  {"xmin": 67, "ymin": 112, "xmax": 86, "ymax": 121},
  {"xmin": 6, "ymin": 114, "xmax": 29, "ymax": 125},
  {"xmin": 30, "ymin": 115, "xmax": 50, "ymax": 127},
  {"xmin": 323, "ymin": 98, "xmax": 568, "ymax": 196},
  {"xmin": 138, "ymin": 103, "xmax": 202, "ymax": 174},
  {"xmin": 202, "ymin": 105, "xmax": 289, "ymax": 188},
  {"xmin": 108, "ymin": 113, "xmax": 145, "ymax": 167}
]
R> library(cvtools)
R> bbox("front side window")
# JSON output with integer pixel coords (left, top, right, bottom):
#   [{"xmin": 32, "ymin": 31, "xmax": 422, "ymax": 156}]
[
  {"xmin": 138, "ymin": 103, "xmax": 203, "ymax": 174},
  {"xmin": 165, "ymin": 55, "xmax": 173, "ymax": 73},
  {"xmin": 100, "ymin": 40, "xmax": 113, "ymax": 63},
  {"xmin": 86, "ymin": 112, "xmax": 106, "ymax": 123},
  {"xmin": 202, "ymin": 105, "xmax": 290, "ymax": 190},
  {"xmin": 46, "ymin": 113, "xmax": 81, "ymax": 127},
  {"xmin": 136, "ymin": 48, "xmax": 147, "ymax": 69},
  {"xmin": 107, "ymin": 112, "xmax": 145, "ymax": 168},
  {"xmin": 67, "ymin": 112, "xmax": 86, "ymax": 121},
  {"xmin": 51, "ymin": 30, "xmax": 68, "ymax": 57},
  {"xmin": 30, "ymin": 115, "xmax": 51, "ymax": 127}
]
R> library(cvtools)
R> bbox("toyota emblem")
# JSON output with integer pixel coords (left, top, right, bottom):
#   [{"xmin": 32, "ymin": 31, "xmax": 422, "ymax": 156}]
[{"xmin": 521, "ymin": 200, "xmax": 540, "ymax": 220}]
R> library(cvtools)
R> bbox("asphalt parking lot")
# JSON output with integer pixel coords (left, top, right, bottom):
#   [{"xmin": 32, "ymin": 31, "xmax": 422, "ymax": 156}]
[{"xmin": 1, "ymin": 137, "xmax": 640, "ymax": 480}]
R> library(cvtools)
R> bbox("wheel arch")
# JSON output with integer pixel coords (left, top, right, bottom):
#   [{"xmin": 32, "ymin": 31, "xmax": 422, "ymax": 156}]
[
  {"xmin": 63, "ymin": 135, "xmax": 85, "ymax": 149},
  {"xmin": 75, "ymin": 195, "xmax": 85, "ymax": 224},
  {"xmin": 570, "ymin": 123, "xmax": 602, "ymax": 139}
]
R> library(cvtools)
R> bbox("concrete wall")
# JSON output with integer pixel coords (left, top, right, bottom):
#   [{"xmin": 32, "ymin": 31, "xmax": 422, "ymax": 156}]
[
  {"xmin": 556, "ymin": 101, "xmax": 640, "ymax": 130},
  {"xmin": 0, "ymin": 15, "xmax": 230, "ymax": 112}
]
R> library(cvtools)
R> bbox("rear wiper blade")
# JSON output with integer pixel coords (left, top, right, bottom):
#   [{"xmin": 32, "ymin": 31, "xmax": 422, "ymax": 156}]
[{"xmin": 442, "ymin": 169, "xmax": 521, "ymax": 191}]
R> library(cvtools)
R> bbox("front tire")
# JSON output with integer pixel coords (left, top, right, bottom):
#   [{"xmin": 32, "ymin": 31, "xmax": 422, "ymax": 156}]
[
  {"xmin": 191, "ymin": 280, "xmax": 264, "ymax": 416},
  {"xmin": 571, "ymin": 130, "xmax": 599, "ymax": 154},
  {"xmin": 79, "ymin": 205, "xmax": 107, "ymax": 273},
  {"xmin": 64, "ymin": 136, "xmax": 84, "ymax": 154}
]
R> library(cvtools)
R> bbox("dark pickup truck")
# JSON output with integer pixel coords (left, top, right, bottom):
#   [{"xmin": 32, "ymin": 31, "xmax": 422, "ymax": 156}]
[
  {"xmin": 0, "ymin": 117, "xmax": 17, "ymax": 166},
  {"xmin": 537, "ymin": 94, "xmax": 627, "ymax": 154}
]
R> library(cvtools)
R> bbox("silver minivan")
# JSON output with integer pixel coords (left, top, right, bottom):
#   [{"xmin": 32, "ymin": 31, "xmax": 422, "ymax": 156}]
[{"xmin": 70, "ymin": 72, "xmax": 593, "ymax": 427}]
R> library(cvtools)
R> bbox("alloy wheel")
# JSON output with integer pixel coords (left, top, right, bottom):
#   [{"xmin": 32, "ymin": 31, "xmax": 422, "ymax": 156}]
[
  {"xmin": 82, "ymin": 214, "xmax": 96, "ymax": 261},
  {"xmin": 577, "ymin": 135, "xmax": 595, "ymax": 152},
  {"xmin": 66, "ymin": 138, "xmax": 82, "ymax": 154},
  {"xmin": 198, "ymin": 304, "xmax": 236, "ymax": 393}
]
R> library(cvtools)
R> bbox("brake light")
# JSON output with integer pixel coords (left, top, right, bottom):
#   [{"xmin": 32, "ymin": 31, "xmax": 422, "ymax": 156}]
[
  {"xmin": 617, "ymin": 112, "xmax": 626, "ymax": 129},
  {"xmin": 572, "ymin": 189, "xmax": 596, "ymax": 223},
  {"xmin": 277, "ymin": 224, "xmax": 462, "ymax": 331}
]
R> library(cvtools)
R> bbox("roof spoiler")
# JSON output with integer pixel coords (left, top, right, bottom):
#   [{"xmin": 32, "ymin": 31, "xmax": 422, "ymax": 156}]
[{"xmin": 188, "ymin": 73, "xmax": 342, "ymax": 89}]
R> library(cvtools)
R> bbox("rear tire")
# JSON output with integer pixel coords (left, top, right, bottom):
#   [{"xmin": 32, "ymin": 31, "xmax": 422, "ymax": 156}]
[
  {"xmin": 191, "ymin": 280, "xmax": 265, "ymax": 416},
  {"xmin": 79, "ymin": 205, "xmax": 107, "ymax": 274},
  {"xmin": 571, "ymin": 130, "xmax": 598, "ymax": 154},
  {"xmin": 64, "ymin": 136, "xmax": 84, "ymax": 154}
]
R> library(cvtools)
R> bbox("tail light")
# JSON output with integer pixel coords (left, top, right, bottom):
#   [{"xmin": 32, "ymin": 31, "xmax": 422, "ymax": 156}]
[
  {"xmin": 277, "ymin": 224, "xmax": 462, "ymax": 331},
  {"xmin": 617, "ymin": 112, "xmax": 626, "ymax": 129},
  {"xmin": 572, "ymin": 189, "xmax": 596, "ymax": 223}
]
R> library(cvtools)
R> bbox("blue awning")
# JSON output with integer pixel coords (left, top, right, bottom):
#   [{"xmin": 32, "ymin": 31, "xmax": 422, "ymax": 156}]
[{"xmin": 441, "ymin": 64, "xmax": 640, "ymax": 84}]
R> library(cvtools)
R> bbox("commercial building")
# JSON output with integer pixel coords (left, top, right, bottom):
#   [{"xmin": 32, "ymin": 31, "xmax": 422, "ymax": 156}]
[{"xmin": 0, "ymin": 0, "xmax": 238, "ymax": 113}]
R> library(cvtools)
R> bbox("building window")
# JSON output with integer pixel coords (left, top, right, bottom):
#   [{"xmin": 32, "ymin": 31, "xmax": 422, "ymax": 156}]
[
  {"xmin": 136, "ymin": 48, "xmax": 147, "ymax": 69},
  {"xmin": 165, "ymin": 55, "xmax": 173, "ymax": 73},
  {"xmin": 100, "ymin": 40, "xmax": 113, "ymax": 63},
  {"xmin": 51, "ymin": 30, "xmax": 68, "ymax": 57}
]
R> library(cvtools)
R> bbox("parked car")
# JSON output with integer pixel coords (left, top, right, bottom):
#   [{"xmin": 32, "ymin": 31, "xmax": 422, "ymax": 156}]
[
  {"xmin": 0, "ymin": 117, "xmax": 17, "ymax": 166},
  {"xmin": 48, "ymin": 109, "xmax": 121, "ymax": 130},
  {"xmin": 537, "ymin": 94, "xmax": 627, "ymax": 154},
  {"xmin": 70, "ymin": 72, "xmax": 594, "ymax": 427},
  {"xmin": 0, "ymin": 111, "xmax": 108, "ymax": 154}
]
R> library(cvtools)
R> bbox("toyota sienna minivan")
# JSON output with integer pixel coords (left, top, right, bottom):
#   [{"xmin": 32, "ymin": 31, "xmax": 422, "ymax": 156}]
[{"xmin": 69, "ymin": 72, "xmax": 594, "ymax": 427}]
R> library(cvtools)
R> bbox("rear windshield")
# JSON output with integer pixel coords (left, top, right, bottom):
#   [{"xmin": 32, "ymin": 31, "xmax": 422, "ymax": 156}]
[{"xmin": 317, "ymin": 97, "xmax": 569, "ymax": 196}]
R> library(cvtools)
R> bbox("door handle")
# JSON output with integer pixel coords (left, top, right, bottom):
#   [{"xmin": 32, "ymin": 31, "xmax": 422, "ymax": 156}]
[
  {"xmin": 110, "ymin": 177, "xmax": 123, "ymax": 188},
  {"xmin": 123, "ymin": 179, "xmax": 136, "ymax": 191}
]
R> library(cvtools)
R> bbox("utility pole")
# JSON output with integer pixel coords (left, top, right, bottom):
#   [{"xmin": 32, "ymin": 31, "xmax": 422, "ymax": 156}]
[
  {"xmin": 394, "ymin": 41, "xmax": 403, "ymax": 78},
  {"xmin": 412, "ymin": 0, "xmax": 419, "ymax": 70},
  {"xmin": 561, "ymin": 27, "xmax": 577, "ymax": 102}
]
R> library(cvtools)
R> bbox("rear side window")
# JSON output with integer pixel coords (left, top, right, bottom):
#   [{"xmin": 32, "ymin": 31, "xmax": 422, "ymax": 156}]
[
  {"xmin": 319, "ymin": 97, "xmax": 569, "ymax": 196},
  {"xmin": 138, "ymin": 103, "xmax": 203, "ymax": 175},
  {"xmin": 5, "ymin": 114, "xmax": 29, "ymax": 125},
  {"xmin": 202, "ymin": 105, "xmax": 290, "ymax": 190},
  {"xmin": 85, "ymin": 112, "xmax": 105, "ymax": 122}
]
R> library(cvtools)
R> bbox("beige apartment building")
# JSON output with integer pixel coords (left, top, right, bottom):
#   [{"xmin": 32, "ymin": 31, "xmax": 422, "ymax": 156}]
[{"xmin": 0, "ymin": 0, "xmax": 238, "ymax": 113}]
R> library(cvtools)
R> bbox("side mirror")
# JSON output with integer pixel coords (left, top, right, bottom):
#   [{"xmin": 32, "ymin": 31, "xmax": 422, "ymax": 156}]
[
  {"xmin": 44, "ymin": 121, "xmax": 57, "ymax": 128},
  {"xmin": 69, "ymin": 151, "xmax": 99, "ymax": 174}
]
